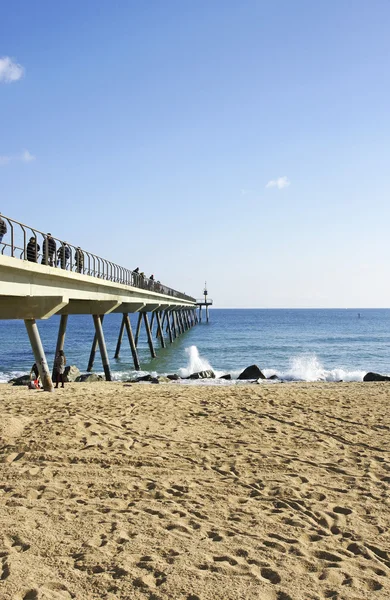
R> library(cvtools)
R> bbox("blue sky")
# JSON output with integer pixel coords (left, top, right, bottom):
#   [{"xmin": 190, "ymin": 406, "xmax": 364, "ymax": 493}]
[{"xmin": 1, "ymin": 0, "xmax": 390, "ymax": 307}]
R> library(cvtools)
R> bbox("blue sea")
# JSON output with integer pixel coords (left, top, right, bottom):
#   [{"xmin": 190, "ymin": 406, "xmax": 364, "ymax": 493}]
[{"xmin": 1, "ymin": 308, "xmax": 390, "ymax": 383}]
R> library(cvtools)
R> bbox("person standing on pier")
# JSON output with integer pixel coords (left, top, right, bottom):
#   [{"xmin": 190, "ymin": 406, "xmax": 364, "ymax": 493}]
[
  {"xmin": 42, "ymin": 233, "xmax": 56, "ymax": 266},
  {"xmin": 57, "ymin": 243, "xmax": 70, "ymax": 269},
  {"xmin": 26, "ymin": 237, "xmax": 40, "ymax": 262},
  {"xmin": 0, "ymin": 213, "xmax": 7, "ymax": 244},
  {"xmin": 75, "ymin": 247, "xmax": 84, "ymax": 273},
  {"xmin": 53, "ymin": 350, "xmax": 66, "ymax": 388}
]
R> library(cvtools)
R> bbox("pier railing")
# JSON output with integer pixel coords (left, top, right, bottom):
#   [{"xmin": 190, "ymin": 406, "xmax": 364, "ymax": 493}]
[{"xmin": 0, "ymin": 214, "xmax": 195, "ymax": 302}]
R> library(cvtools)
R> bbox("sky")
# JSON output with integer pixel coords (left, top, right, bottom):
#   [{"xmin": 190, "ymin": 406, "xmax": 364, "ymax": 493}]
[{"xmin": 1, "ymin": 0, "xmax": 390, "ymax": 308}]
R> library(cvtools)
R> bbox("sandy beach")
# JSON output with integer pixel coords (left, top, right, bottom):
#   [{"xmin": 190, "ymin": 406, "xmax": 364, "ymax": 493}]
[{"xmin": 0, "ymin": 381, "xmax": 389, "ymax": 600}]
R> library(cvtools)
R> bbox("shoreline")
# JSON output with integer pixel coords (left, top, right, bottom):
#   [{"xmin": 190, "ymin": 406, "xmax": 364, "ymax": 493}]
[{"xmin": 1, "ymin": 381, "xmax": 389, "ymax": 599}]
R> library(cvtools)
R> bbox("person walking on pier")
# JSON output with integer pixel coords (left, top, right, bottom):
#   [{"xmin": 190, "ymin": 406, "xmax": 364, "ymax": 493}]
[
  {"xmin": 0, "ymin": 213, "xmax": 7, "ymax": 244},
  {"xmin": 57, "ymin": 243, "xmax": 70, "ymax": 269},
  {"xmin": 42, "ymin": 233, "xmax": 56, "ymax": 266},
  {"xmin": 132, "ymin": 267, "xmax": 140, "ymax": 287},
  {"xmin": 75, "ymin": 247, "xmax": 84, "ymax": 273},
  {"xmin": 26, "ymin": 236, "xmax": 40, "ymax": 262},
  {"xmin": 53, "ymin": 350, "xmax": 66, "ymax": 388}
]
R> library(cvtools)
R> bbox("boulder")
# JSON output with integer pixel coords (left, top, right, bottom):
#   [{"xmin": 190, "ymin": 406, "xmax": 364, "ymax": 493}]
[
  {"xmin": 75, "ymin": 373, "xmax": 103, "ymax": 383},
  {"xmin": 64, "ymin": 365, "xmax": 81, "ymax": 382},
  {"xmin": 167, "ymin": 374, "xmax": 180, "ymax": 380},
  {"xmin": 219, "ymin": 374, "xmax": 232, "ymax": 380},
  {"xmin": 9, "ymin": 374, "xmax": 30, "ymax": 386},
  {"xmin": 189, "ymin": 370, "xmax": 215, "ymax": 380},
  {"xmin": 238, "ymin": 365, "xmax": 266, "ymax": 380},
  {"xmin": 363, "ymin": 372, "xmax": 390, "ymax": 382},
  {"xmin": 135, "ymin": 374, "xmax": 154, "ymax": 382},
  {"xmin": 268, "ymin": 374, "xmax": 279, "ymax": 380}
]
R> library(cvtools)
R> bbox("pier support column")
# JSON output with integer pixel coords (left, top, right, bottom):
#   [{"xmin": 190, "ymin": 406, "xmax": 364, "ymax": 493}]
[
  {"xmin": 171, "ymin": 312, "xmax": 177, "ymax": 338},
  {"xmin": 114, "ymin": 314, "xmax": 126, "ymax": 359},
  {"xmin": 199, "ymin": 306, "xmax": 202, "ymax": 322},
  {"xmin": 206, "ymin": 304, "xmax": 209, "ymax": 322},
  {"xmin": 156, "ymin": 311, "xmax": 166, "ymax": 348},
  {"xmin": 124, "ymin": 313, "xmax": 140, "ymax": 370},
  {"xmin": 87, "ymin": 315, "xmax": 105, "ymax": 372},
  {"xmin": 143, "ymin": 312, "xmax": 157, "ymax": 358},
  {"xmin": 175, "ymin": 311, "xmax": 182, "ymax": 335},
  {"xmin": 93, "ymin": 314, "xmax": 112, "ymax": 381},
  {"xmin": 135, "ymin": 312, "xmax": 143, "ymax": 347},
  {"xmin": 24, "ymin": 319, "xmax": 54, "ymax": 392},
  {"xmin": 150, "ymin": 312, "xmax": 155, "ymax": 335},
  {"xmin": 52, "ymin": 314, "xmax": 68, "ymax": 379},
  {"xmin": 166, "ymin": 310, "xmax": 173, "ymax": 343}
]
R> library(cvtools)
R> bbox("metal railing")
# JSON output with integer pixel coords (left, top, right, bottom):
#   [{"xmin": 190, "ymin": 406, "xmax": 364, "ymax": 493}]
[
  {"xmin": 0, "ymin": 214, "xmax": 196, "ymax": 303},
  {"xmin": 196, "ymin": 298, "xmax": 213, "ymax": 304}
]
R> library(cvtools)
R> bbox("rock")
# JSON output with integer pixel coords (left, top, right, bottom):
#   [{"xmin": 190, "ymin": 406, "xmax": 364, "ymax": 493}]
[
  {"xmin": 268, "ymin": 374, "xmax": 279, "ymax": 380},
  {"xmin": 75, "ymin": 373, "xmax": 103, "ymax": 383},
  {"xmin": 150, "ymin": 378, "xmax": 160, "ymax": 384},
  {"xmin": 363, "ymin": 372, "xmax": 390, "ymax": 382},
  {"xmin": 157, "ymin": 376, "xmax": 171, "ymax": 383},
  {"xmin": 219, "ymin": 374, "xmax": 232, "ymax": 380},
  {"xmin": 9, "ymin": 374, "xmax": 30, "ymax": 386},
  {"xmin": 238, "ymin": 365, "xmax": 266, "ymax": 380},
  {"xmin": 135, "ymin": 374, "xmax": 154, "ymax": 382},
  {"xmin": 167, "ymin": 374, "xmax": 180, "ymax": 380},
  {"xmin": 189, "ymin": 370, "xmax": 215, "ymax": 380},
  {"xmin": 64, "ymin": 365, "xmax": 81, "ymax": 382}
]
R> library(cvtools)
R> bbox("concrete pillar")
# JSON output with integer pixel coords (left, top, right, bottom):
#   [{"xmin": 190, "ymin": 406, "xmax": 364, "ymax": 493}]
[
  {"xmin": 166, "ymin": 310, "xmax": 173, "ymax": 343},
  {"xmin": 124, "ymin": 313, "xmax": 140, "ymax": 370},
  {"xmin": 52, "ymin": 314, "xmax": 68, "ymax": 379},
  {"xmin": 156, "ymin": 311, "xmax": 166, "ymax": 348},
  {"xmin": 171, "ymin": 312, "xmax": 177, "ymax": 339},
  {"xmin": 93, "ymin": 314, "xmax": 112, "ymax": 381},
  {"xmin": 135, "ymin": 312, "xmax": 143, "ymax": 347},
  {"xmin": 87, "ymin": 314, "xmax": 104, "ymax": 372},
  {"xmin": 114, "ymin": 314, "xmax": 126, "ymax": 359},
  {"xmin": 206, "ymin": 304, "xmax": 209, "ymax": 322},
  {"xmin": 143, "ymin": 312, "xmax": 156, "ymax": 358},
  {"xmin": 24, "ymin": 319, "xmax": 54, "ymax": 392}
]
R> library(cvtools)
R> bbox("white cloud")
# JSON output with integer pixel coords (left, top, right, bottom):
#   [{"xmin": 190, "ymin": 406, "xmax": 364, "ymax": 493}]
[
  {"xmin": 0, "ymin": 56, "xmax": 24, "ymax": 83},
  {"xmin": 265, "ymin": 176, "xmax": 291, "ymax": 190},
  {"xmin": 0, "ymin": 149, "xmax": 36, "ymax": 166}
]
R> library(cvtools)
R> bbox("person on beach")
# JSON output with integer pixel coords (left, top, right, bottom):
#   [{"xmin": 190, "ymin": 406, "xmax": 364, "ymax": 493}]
[
  {"xmin": 57, "ymin": 244, "xmax": 70, "ymax": 269},
  {"xmin": 53, "ymin": 350, "xmax": 66, "ymax": 388},
  {"xmin": 0, "ymin": 213, "xmax": 7, "ymax": 244},
  {"xmin": 42, "ymin": 233, "xmax": 56, "ymax": 266},
  {"xmin": 26, "ymin": 237, "xmax": 40, "ymax": 262},
  {"xmin": 29, "ymin": 363, "xmax": 40, "ymax": 388},
  {"xmin": 75, "ymin": 247, "xmax": 84, "ymax": 273}
]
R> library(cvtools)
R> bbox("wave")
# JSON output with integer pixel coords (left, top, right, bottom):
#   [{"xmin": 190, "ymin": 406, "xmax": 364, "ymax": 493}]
[{"xmin": 0, "ymin": 349, "xmax": 372, "ymax": 385}]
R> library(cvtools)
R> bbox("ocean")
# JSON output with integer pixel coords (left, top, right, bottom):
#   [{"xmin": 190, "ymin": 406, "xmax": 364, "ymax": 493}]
[{"xmin": 1, "ymin": 308, "xmax": 390, "ymax": 384}]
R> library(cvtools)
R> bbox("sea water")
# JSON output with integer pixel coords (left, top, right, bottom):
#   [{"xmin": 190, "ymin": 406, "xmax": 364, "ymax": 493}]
[{"xmin": 1, "ymin": 309, "xmax": 390, "ymax": 383}]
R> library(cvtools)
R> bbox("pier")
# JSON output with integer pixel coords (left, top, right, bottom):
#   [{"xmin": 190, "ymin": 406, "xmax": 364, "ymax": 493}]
[
  {"xmin": 196, "ymin": 283, "xmax": 213, "ymax": 322},
  {"xmin": 0, "ymin": 214, "xmax": 199, "ymax": 391}
]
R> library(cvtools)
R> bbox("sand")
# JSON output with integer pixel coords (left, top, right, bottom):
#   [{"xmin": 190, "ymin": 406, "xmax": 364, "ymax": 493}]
[{"xmin": 0, "ymin": 381, "xmax": 389, "ymax": 600}]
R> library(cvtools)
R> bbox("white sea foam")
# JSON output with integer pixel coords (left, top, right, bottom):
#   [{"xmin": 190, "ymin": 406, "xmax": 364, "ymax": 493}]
[
  {"xmin": 0, "ymin": 370, "xmax": 26, "ymax": 384},
  {"xmin": 264, "ymin": 355, "xmax": 366, "ymax": 383},
  {"xmin": 177, "ymin": 345, "xmax": 213, "ymax": 378}
]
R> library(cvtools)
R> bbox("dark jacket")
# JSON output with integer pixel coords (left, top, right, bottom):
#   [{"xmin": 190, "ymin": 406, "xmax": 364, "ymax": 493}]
[
  {"xmin": 27, "ymin": 239, "xmax": 40, "ymax": 262},
  {"xmin": 57, "ymin": 245, "xmax": 70, "ymax": 268},
  {"xmin": 42, "ymin": 236, "xmax": 56, "ymax": 256},
  {"xmin": 0, "ymin": 218, "xmax": 7, "ymax": 235}
]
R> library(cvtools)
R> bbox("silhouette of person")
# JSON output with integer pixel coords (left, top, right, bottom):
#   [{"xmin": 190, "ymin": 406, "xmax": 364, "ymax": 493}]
[
  {"xmin": 26, "ymin": 237, "xmax": 40, "ymax": 262},
  {"xmin": 42, "ymin": 233, "xmax": 56, "ymax": 266}
]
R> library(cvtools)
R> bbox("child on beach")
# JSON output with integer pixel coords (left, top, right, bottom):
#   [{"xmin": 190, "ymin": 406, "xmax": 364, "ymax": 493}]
[{"xmin": 53, "ymin": 350, "xmax": 66, "ymax": 388}]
